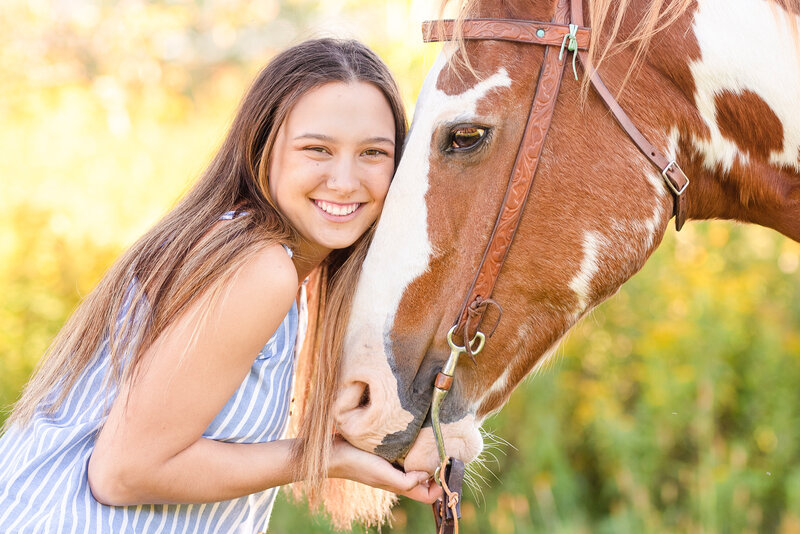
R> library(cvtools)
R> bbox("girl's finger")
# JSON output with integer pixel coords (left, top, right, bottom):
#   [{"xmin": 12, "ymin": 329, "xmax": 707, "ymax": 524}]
[
  {"xmin": 393, "ymin": 470, "xmax": 430, "ymax": 492},
  {"xmin": 399, "ymin": 481, "xmax": 442, "ymax": 504}
]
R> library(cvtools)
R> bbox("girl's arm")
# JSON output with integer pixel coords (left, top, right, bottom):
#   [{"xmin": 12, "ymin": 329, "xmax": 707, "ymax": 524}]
[{"xmin": 88, "ymin": 244, "xmax": 439, "ymax": 506}]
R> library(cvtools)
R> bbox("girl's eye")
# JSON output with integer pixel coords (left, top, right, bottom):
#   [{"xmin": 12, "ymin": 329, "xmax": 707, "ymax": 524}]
[
  {"xmin": 305, "ymin": 146, "xmax": 330, "ymax": 154},
  {"xmin": 449, "ymin": 126, "xmax": 487, "ymax": 151},
  {"xmin": 362, "ymin": 149, "xmax": 388, "ymax": 157}
]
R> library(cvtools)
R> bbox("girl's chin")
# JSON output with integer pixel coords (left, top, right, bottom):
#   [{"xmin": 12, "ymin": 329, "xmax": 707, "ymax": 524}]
[
  {"xmin": 306, "ymin": 223, "xmax": 375, "ymax": 250},
  {"xmin": 300, "ymin": 231, "xmax": 363, "ymax": 254},
  {"xmin": 293, "ymin": 212, "xmax": 378, "ymax": 254}
]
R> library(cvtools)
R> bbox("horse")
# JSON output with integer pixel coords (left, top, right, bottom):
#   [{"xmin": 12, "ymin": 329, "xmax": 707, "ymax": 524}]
[{"xmin": 332, "ymin": 0, "xmax": 800, "ymax": 511}]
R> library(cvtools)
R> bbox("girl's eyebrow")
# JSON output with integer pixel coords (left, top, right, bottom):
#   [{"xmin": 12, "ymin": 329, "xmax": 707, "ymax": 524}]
[{"xmin": 294, "ymin": 133, "xmax": 395, "ymax": 146}]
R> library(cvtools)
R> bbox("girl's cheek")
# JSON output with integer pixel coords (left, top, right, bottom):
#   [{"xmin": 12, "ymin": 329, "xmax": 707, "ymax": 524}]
[
  {"xmin": 376, "ymin": 167, "xmax": 393, "ymax": 189},
  {"xmin": 370, "ymin": 183, "xmax": 390, "ymax": 203}
]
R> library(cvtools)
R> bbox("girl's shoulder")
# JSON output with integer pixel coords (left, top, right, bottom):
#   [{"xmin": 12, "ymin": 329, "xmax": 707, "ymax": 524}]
[
  {"xmin": 196, "ymin": 211, "xmax": 298, "ymax": 312},
  {"xmin": 239, "ymin": 242, "xmax": 298, "ymax": 300}
]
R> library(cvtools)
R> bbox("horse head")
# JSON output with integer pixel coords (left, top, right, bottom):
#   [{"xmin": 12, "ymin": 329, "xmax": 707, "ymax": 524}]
[{"xmin": 334, "ymin": 0, "xmax": 800, "ymax": 476}]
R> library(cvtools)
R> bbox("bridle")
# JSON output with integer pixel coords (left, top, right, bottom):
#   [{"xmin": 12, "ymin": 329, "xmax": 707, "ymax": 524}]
[{"xmin": 421, "ymin": 0, "xmax": 691, "ymax": 532}]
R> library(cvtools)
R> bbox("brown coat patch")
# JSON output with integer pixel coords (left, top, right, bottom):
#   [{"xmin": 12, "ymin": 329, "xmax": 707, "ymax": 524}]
[{"xmin": 715, "ymin": 89, "xmax": 785, "ymax": 160}]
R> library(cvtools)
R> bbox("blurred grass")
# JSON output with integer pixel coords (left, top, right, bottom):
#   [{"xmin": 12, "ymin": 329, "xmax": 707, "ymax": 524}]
[{"xmin": 2, "ymin": 1, "xmax": 800, "ymax": 533}]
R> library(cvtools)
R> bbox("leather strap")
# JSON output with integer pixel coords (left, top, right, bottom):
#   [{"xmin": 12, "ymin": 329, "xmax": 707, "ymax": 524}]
[
  {"xmin": 570, "ymin": 0, "xmax": 689, "ymax": 229},
  {"xmin": 446, "ymin": 0, "xmax": 572, "ymax": 342},
  {"xmin": 423, "ymin": 18, "xmax": 590, "ymax": 49},
  {"xmin": 432, "ymin": 458, "xmax": 465, "ymax": 534}
]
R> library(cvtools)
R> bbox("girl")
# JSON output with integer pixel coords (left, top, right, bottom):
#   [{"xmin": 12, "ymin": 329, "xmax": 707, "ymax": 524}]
[{"xmin": 0, "ymin": 39, "xmax": 439, "ymax": 532}]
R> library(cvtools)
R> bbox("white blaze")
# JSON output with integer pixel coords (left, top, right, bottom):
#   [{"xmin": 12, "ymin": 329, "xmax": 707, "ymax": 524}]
[
  {"xmin": 691, "ymin": 0, "xmax": 800, "ymax": 170},
  {"xmin": 340, "ymin": 47, "xmax": 512, "ymax": 439}
]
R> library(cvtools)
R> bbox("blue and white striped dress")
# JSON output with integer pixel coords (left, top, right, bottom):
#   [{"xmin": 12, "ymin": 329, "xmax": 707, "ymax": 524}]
[{"xmin": 0, "ymin": 213, "xmax": 304, "ymax": 533}]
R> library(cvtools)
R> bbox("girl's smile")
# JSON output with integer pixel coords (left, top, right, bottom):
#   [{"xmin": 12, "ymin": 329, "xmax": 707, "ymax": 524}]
[{"xmin": 313, "ymin": 199, "xmax": 363, "ymax": 220}]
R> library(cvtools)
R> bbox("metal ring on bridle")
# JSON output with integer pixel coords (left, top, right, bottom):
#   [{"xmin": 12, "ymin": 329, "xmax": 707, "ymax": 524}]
[{"xmin": 446, "ymin": 325, "xmax": 486, "ymax": 356}]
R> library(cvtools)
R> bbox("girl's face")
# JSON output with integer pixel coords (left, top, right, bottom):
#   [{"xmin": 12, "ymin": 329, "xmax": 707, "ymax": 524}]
[{"xmin": 268, "ymin": 81, "xmax": 396, "ymax": 260}]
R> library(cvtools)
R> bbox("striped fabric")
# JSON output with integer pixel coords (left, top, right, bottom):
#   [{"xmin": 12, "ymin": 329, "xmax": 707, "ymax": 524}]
[{"xmin": 0, "ymin": 212, "xmax": 302, "ymax": 533}]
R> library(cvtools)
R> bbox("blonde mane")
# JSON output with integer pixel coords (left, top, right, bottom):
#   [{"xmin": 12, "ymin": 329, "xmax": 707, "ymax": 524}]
[{"xmin": 587, "ymin": 0, "xmax": 695, "ymax": 91}]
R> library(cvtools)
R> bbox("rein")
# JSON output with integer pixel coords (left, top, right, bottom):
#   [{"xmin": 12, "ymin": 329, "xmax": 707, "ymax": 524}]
[{"xmin": 421, "ymin": 1, "xmax": 691, "ymax": 532}]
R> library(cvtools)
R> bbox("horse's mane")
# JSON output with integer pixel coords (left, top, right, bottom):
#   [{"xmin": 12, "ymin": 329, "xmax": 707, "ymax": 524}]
[
  {"xmin": 587, "ymin": 0, "xmax": 695, "ymax": 91},
  {"xmin": 440, "ymin": 0, "xmax": 800, "ymax": 94}
]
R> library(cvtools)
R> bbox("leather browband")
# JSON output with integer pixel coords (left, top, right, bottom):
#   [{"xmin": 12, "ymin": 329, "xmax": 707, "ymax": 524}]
[
  {"xmin": 422, "ymin": 0, "xmax": 690, "ymax": 344},
  {"xmin": 422, "ymin": 19, "xmax": 590, "ymax": 49}
]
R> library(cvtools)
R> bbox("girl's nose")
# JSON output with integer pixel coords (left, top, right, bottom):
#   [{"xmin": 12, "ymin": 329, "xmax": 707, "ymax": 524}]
[{"xmin": 326, "ymin": 158, "xmax": 360, "ymax": 194}]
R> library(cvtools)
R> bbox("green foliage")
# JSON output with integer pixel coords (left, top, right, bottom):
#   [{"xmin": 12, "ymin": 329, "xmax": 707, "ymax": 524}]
[{"xmin": 2, "ymin": 2, "xmax": 799, "ymax": 532}]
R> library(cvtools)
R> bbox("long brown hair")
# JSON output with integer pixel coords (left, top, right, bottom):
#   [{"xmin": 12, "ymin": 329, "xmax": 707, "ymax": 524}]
[{"xmin": 6, "ymin": 38, "xmax": 406, "ymax": 525}]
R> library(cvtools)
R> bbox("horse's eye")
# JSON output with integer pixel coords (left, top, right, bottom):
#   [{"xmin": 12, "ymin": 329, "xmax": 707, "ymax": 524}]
[{"xmin": 449, "ymin": 126, "xmax": 487, "ymax": 151}]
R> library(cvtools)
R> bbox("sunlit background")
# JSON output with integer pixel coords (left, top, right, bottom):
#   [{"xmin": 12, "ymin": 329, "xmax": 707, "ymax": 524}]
[{"xmin": 2, "ymin": 1, "xmax": 800, "ymax": 532}]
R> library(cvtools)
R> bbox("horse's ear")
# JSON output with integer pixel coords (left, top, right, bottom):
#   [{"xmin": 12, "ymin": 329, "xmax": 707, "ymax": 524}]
[{"xmin": 286, "ymin": 264, "xmax": 326, "ymax": 438}]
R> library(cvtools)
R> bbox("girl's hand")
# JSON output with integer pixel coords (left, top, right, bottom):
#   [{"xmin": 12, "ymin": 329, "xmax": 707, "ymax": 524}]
[{"xmin": 329, "ymin": 437, "xmax": 443, "ymax": 504}]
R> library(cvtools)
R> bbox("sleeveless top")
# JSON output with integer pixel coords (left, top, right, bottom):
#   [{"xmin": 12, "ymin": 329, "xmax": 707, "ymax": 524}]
[{"xmin": 0, "ymin": 211, "xmax": 304, "ymax": 533}]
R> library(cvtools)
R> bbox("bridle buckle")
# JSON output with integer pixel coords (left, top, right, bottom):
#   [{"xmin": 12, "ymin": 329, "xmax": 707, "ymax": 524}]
[{"xmin": 662, "ymin": 160, "xmax": 689, "ymax": 196}]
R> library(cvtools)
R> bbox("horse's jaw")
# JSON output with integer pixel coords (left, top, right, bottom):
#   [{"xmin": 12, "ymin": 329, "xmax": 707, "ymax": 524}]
[{"xmin": 402, "ymin": 414, "xmax": 484, "ymax": 475}]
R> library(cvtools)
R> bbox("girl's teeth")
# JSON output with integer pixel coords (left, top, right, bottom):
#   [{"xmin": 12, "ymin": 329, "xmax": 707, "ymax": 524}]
[{"xmin": 317, "ymin": 200, "xmax": 359, "ymax": 216}]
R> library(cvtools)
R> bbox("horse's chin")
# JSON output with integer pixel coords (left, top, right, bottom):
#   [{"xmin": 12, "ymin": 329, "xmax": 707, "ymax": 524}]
[{"xmin": 401, "ymin": 414, "xmax": 483, "ymax": 474}]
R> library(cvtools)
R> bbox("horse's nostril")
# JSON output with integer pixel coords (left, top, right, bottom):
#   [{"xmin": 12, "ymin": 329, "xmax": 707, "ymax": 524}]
[{"xmin": 358, "ymin": 384, "xmax": 371, "ymax": 408}]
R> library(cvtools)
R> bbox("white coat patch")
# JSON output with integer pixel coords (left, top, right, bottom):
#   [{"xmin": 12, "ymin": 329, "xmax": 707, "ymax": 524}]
[
  {"xmin": 569, "ymin": 230, "xmax": 606, "ymax": 314},
  {"xmin": 690, "ymin": 0, "xmax": 800, "ymax": 171}
]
